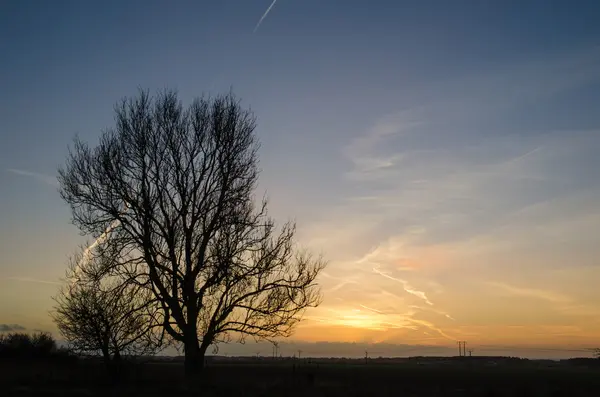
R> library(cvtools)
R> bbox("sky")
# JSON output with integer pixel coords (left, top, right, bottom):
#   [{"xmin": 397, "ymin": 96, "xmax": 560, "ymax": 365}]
[{"xmin": 1, "ymin": 0, "xmax": 600, "ymax": 359}]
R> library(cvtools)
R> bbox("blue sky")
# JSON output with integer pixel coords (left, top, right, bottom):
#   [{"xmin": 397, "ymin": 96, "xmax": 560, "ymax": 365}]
[{"xmin": 1, "ymin": 0, "xmax": 600, "ymax": 358}]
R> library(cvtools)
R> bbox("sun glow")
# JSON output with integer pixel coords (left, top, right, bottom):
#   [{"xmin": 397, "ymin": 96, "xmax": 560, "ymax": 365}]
[{"xmin": 306, "ymin": 307, "xmax": 417, "ymax": 332}]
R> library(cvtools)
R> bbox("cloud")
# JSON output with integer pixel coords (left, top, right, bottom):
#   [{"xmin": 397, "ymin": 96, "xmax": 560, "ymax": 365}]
[
  {"xmin": 296, "ymin": 46, "xmax": 600, "ymax": 347},
  {"xmin": 483, "ymin": 281, "xmax": 600, "ymax": 323},
  {"xmin": 3, "ymin": 276, "xmax": 61, "ymax": 285},
  {"xmin": 0, "ymin": 324, "xmax": 26, "ymax": 332},
  {"xmin": 404, "ymin": 318, "xmax": 455, "ymax": 341},
  {"xmin": 486, "ymin": 282, "xmax": 572, "ymax": 304},
  {"xmin": 372, "ymin": 267, "xmax": 433, "ymax": 306},
  {"xmin": 304, "ymin": 304, "xmax": 421, "ymax": 333},
  {"xmin": 292, "ymin": 45, "xmax": 600, "ymax": 346},
  {"xmin": 343, "ymin": 109, "xmax": 424, "ymax": 177},
  {"xmin": 451, "ymin": 185, "xmax": 600, "ymax": 267},
  {"xmin": 342, "ymin": 46, "xmax": 600, "ymax": 185},
  {"xmin": 359, "ymin": 304, "xmax": 384, "ymax": 314},
  {"xmin": 6, "ymin": 168, "xmax": 58, "ymax": 187},
  {"xmin": 320, "ymin": 271, "xmax": 360, "ymax": 293},
  {"xmin": 409, "ymin": 305, "xmax": 455, "ymax": 321}
]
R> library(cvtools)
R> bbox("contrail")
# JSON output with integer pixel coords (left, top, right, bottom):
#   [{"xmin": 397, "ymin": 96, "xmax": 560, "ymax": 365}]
[
  {"xmin": 4, "ymin": 277, "xmax": 61, "ymax": 285},
  {"xmin": 373, "ymin": 266, "xmax": 434, "ymax": 305},
  {"xmin": 72, "ymin": 219, "xmax": 120, "ymax": 285},
  {"xmin": 69, "ymin": 198, "xmax": 131, "ymax": 287},
  {"xmin": 254, "ymin": 0, "xmax": 278, "ymax": 32},
  {"xmin": 359, "ymin": 304, "xmax": 384, "ymax": 314},
  {"xmin": 6, "ymin": 168, "xmax": 58, "ymax": 187}
]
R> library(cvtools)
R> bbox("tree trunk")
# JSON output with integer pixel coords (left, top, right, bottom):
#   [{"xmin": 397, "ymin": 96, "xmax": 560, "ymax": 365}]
[
  {"xmin": 111, "ymin": 350, "xmax": 122, "ymax": 384},
  {"xmin": 198, "ymin": 341, "xmax": 209, "ymax": 370},
  {"xmin": 101, "ymin": 346, "xmax": 112, "ymax": 374},
  {"xmin": 184, "ymin": 296, "xmax": 201, "ymax": 380},
  {"xmin": 184, "ymin": 334, "xmax": 201, "ymax": 380},
  {"xmin": 101, "ymin": 349, "xmax": 120, "ymax": 384}
]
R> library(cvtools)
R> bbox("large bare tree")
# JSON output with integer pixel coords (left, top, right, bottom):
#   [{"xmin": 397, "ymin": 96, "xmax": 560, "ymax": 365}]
[
  {"xmin": 52, "ymin": 244, "xmax": 161, "ymax": 380},
  {"xmin": 58, "ymin": 90, "xmax": 325, "ymax": 376}
]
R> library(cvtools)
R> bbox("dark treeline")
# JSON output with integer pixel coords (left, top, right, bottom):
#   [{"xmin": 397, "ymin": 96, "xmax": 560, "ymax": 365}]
[{"xmin": 0, "ymin": 332, "xmax": 75, "ymax": 363}]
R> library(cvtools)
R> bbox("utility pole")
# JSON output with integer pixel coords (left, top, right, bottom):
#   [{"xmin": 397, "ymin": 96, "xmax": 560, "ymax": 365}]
[
  {"xmin": 365, "ymin": 350, "xmax": 369, "ymax": 365},
  {"xmin": 298, "ymin": 350, "xmax": 302, "ymax": 360},
  {"xmin": 467, "ymin": 349, "xmax": 473, "ymax": 357},
  {"xmin": 457, "ymin": 341, "xmax": 467, "ymax": 357}
]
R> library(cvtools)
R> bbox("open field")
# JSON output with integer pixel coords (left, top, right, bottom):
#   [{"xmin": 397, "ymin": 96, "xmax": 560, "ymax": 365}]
[{"xmin": 2, "ymin": 357, "xmax": 600, "ymax": 396}]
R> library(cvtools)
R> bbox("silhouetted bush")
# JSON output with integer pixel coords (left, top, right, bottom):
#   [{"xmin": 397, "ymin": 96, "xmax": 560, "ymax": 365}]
[
  {"xmin": 0, "ymin": 332, "xmax": 76, "ymax": 363},
  {"xmin": 29, "ymin": 332, "xmax": 57, "ymax": 355}
]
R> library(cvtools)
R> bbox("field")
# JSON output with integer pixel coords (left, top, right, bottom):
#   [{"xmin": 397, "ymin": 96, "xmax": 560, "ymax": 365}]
[{"xmin": 2, "ymin": 357, "xmax": 600, "ymax": 396}]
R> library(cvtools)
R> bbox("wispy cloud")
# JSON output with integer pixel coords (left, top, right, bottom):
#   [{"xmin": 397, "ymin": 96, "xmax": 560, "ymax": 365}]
[
  {"xmin": 305, "ymin": 305, "xmax": 420, "ymax": 333},
  {"xmin": 487, "ymin": 282, "xmax": 572, "ymax": 304},
  {"xmin": 409, "ymin": 305, "xmax": 455, "ymax": 321},
  {"xmin": 343, "ymin": 47, "xmax": 600, "ymax": 184},
  {"xmin": 6, "ymin": 168, "xmax": 58, "ymax": 187},
  {"xmin": 0, "ymin": 324, "xmax": 26, "ymax": 332},
  {"xmin": 372, "ymin": 266, "xmax": 433, "ymax": 306},
  {"xmin": 343, "ymin": 109, "xmax": 424, "ymax": 177},
  {"xmin": 254, "ymin": 0, "xmax": 278, "ymax": 32},
  {"xmin": 3, "ymin": 276, "xmax": 61, "ymax": 285},
  {"xmin": 296, "ymin": 45, "xmax": 600, "ymax": 347},
  {"xmin": 359, "ymin": 304, "xmax": 384, "ymax": 314},
  {"xmin": 405, "ymin": 318, "xmax": 455, "ymax": 341},
  {"xmin": 319, "ymin": 271, "xmax": 361, "ymax": 293}
]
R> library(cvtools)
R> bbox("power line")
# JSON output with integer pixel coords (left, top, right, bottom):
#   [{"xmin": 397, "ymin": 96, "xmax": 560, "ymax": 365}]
[{"xmin": 447, "ymin": 342, "xmax": 595, "ymax": 355}]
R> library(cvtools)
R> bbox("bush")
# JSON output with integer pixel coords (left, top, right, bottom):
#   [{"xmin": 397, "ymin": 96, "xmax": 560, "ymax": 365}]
[{"xmin": 0, "ymin": 332, "xmax": 68, "ymax": 360}]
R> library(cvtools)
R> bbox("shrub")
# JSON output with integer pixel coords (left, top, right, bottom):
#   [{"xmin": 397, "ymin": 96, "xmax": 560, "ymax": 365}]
[{"xmin": 0, "ymin": 332, "xmax": 61, "ymax": 359}]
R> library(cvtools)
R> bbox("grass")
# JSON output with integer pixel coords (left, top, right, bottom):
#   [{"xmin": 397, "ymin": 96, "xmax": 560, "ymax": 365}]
[{"xmin": 1, "ymin": 357, "xmax": 600, "ymax": 396}]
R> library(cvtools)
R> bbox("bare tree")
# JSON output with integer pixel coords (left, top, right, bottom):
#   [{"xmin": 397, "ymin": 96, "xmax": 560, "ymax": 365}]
[
  {"xmin": 52, "ymin": 244, "xmax": 161, "ymax": 380},
  {"xmin": 57, "ymin": 89, "xmax": 325, "ymax": 376}
]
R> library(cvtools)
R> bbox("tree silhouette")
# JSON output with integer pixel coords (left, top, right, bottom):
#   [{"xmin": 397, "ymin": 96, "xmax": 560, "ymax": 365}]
[
  {"xmin": 0, "ymin": 332, "xmax": 57, "ymax": 359},
  {"xmin": 57, "ymin": 89, "xmax": 325, "ymax": 377},
  {"xmin": 52, "ymin": 244, "xmax": 161, "ymax": 380}
]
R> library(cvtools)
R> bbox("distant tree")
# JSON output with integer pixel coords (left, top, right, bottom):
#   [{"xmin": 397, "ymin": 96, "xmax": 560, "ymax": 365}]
[
  {"xmin": 0, "ymin": 331, "xmax": 57, "ymax": 359},
  {"xmin": 52, "ymin": 244, "xmax": 162, "ymax": 380},
  {"xmin": 29, "ymin": 332, "xmax": 57, "ymax": 355},
  {"xmin": 57, "ymin": 89, "xmax": 325, "ymax": 377}
]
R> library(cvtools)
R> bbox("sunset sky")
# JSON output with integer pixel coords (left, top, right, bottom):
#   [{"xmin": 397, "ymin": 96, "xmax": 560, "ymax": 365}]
[{"xmin": 1, "ymin": 0, "xmax": 600, "ymax": 359}]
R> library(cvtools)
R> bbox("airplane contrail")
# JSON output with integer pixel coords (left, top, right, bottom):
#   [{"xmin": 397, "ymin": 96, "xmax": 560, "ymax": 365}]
[
  {"xmin": 254, "ymin": 0, "xmax": 278, "ymax": 32},
  {"xmin": 6, "ymin": 168, "xmax": 58, "ymax": 187},
  {"xmin": 373, "ymin": 266, "xmax": 434, "ymax": 306},
  {"xmin": 71, "ymin": 221, "xmax": 119, "ymax": 286},
  {"xmin": 4, "ymin": 277, "xmax": 61, "ymax": 285}
]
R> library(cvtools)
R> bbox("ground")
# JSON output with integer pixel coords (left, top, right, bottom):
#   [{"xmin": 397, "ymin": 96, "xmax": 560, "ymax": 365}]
[{"xmin": 1, "ymin": 357, "xmax": 599, "ymax": 396}]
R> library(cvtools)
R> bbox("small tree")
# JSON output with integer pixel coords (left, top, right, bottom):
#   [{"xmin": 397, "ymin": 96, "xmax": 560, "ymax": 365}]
[
  {"xmin": 58, "ymin": 89, "xmax": 325, "ymax": 377},
  {"xmin": 52, "ymin": 244, "xmax": 161, "ymax": 380}
]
